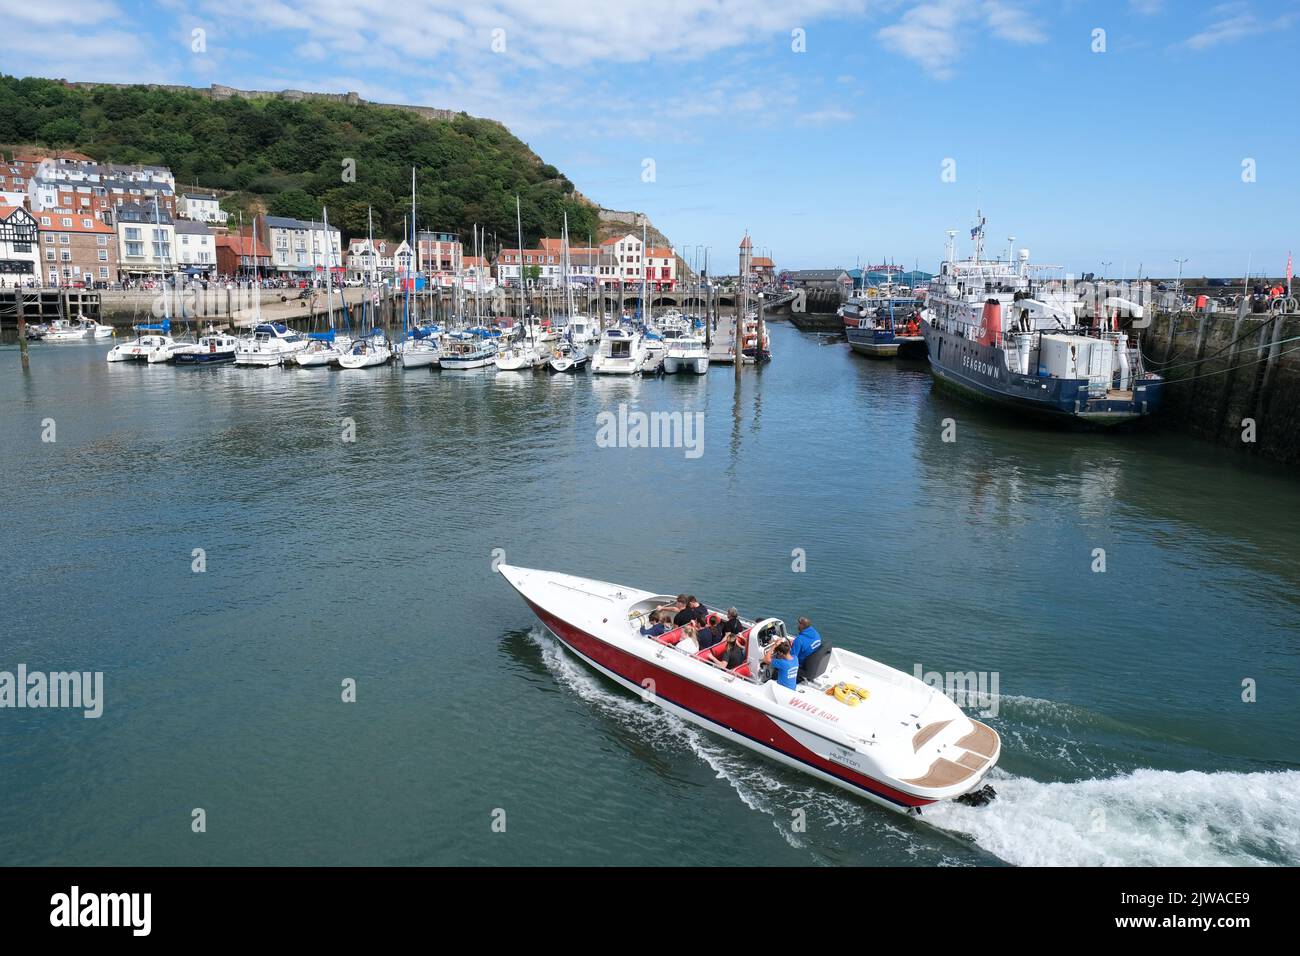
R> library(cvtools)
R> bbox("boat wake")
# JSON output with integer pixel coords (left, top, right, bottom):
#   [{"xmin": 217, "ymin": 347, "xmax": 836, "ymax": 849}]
[
  {"xmin": 527, "ymin": 628, "xmax": 1299, "ymax": 866},
  {"xmin": 925, "ymin": 767, "xmax": 1300, "ymax": 867}
]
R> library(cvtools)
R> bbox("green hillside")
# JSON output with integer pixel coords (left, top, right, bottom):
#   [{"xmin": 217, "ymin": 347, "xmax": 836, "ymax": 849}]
[{"xmin": 0, "ymin": 75, "xmax": 598, "ymax": 247}]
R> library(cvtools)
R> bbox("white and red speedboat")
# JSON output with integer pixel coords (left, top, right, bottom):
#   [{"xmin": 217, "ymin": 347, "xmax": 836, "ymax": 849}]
[{"xmin": 499, "ymin": 565, "xmax": 1000, "ymax": 815}]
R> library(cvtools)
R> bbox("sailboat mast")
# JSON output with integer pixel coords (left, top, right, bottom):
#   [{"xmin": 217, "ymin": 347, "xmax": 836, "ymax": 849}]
[
  {"xmin": 515, "ymin": 195, "xmax": 526, "ymax": 337},
  {"xmin": 323, "ymin": 207, "xmax": 336, "ymax": 331}
]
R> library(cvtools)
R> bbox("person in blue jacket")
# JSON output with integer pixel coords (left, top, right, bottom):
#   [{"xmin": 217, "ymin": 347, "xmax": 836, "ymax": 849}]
[{"xmin": 791, "ymin": 618, "xmax": 821, "ymax": 665}]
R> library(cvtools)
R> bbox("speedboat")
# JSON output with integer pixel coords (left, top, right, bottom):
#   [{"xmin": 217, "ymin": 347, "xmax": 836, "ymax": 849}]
[
  {"xmin": 106, "ymin": 321, "xmax": 177, "ymax": 363},
  {"xmin": 498, "ymin": 566, "xmax": 1001, "ymax": 815},
  {"xmin": 663, "ymin": 335, "xmax": 710, "ymax": 374},
  {"xmin": 337, "ymin": 329, "xmax": 393, "ymax": 369},
  {"xmin": 234, "ymin": 322, "xmax": 309, "ymax": 367},
  {"xmin": 591, "ymin": 326, "xmax": 646, "ymax": 375},
  {"xmin": 174, "ymin": 330, "xmax": 239, "ymax": 365},
  {"xmin": 548, "ymin": 340, "xmax": 589, "ymax": 373}
]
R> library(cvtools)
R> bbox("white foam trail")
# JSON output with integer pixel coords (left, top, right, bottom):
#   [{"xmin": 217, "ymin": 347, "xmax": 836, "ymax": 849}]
[{"xmin": 926, "ymin": 768, "xmax": 1300, "ymax": 866}]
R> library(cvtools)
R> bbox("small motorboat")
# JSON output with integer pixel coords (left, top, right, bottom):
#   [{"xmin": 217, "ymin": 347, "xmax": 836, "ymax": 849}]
[
  {"xmin": 337, "ymin": 329, "xmax": 393, "ymax": 369},
  {"xmin": 106, "ymin": 321, "xmax": 177, "ymax": 363},
  {"xmin": 663, "ymin": 335, "xmax": 710, "ymax": 374},
  {"xmin": 439, "ymin": 333, "xmax": 497, "ymax": 370},
  {"xmin": 174, "ymin": 330, "xmax": 239, "ymax": 365},
  {"xmin": 40, "ymin": 318, "xmax": 90, "ymax": 342},
  {"xmin": 498, "ymin": 565, "xmax": 1001, "ymax": 815}
]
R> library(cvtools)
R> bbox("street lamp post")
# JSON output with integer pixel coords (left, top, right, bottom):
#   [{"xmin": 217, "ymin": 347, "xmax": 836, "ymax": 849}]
[{"xmin": 1174, "ymin": 258, "xmax": 1189, "ymax": 315}]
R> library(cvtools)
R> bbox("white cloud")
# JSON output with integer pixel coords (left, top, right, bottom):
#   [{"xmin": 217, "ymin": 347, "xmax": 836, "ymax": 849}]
[
  {"xmin": 876, "ymin": 0, "xmax": 1045, "ymax": 79},
  {"xmin": 1182, "ymin": 3, "xmax": 1296, "ymax": 50}
]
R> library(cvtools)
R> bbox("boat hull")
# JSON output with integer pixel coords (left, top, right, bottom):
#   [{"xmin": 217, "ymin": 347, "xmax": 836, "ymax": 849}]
[
  {"xmin": 922, "ymin": 319, "xmax": 1163, "ymax": 426},
  {"xmin": 518, "ymin": 595, "xmax": 938, "ymax": 813},
  {"xmin": 174, "ymin": 350, "xmax": 235, "ymax": 365}
]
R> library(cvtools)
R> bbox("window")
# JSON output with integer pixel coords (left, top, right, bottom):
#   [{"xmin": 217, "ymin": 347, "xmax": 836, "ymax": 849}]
[
  {"xmin": 125, "ymin": 227, "xmax": 141, "ymax": 241},
  {"xmin": 59, "ymin": 235, "xmax": 69, "ymax": 244},
  {"xmin": 40, "ymin": 216, "xmax": 50, "ymax": 226},
  {"xmin": 97, "ymin": 236, "xmax": 108, "ymax": 246},
  {"xmin": 82, "ymin": 219, "xmax": 93, "ymax": 228},
  {"xmin": 99, "ymin": 267, "xmax": 109, "ymax": 279},
  {"xmin": 98, "ymin": 250, "xmax": 108, "ymax": 261},
  {"xmin": 45, "ymin": 250, "xmax": 54, "ymax": 261},
  {"xmin": 61, "ymin": 251, "xmax": 71, "ymax": 261},
  {"xmin": 126, "ymin": 242, "xmax": 143, "ymax": 258}
]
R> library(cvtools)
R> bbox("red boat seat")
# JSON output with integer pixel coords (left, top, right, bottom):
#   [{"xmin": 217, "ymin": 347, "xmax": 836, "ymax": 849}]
[
  {"xmin": 731, "ymin": 663, "xmax": 752, "ymax": 679},
  {"xmin": 656, "ymin": 627, "xmax": 685, "ymax": 646}
]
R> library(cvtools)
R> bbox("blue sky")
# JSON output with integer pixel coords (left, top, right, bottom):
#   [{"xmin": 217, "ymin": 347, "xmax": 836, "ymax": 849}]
[{"xmin": 2, "ymin": 0, "xmax": 1297, "ymax": 277}]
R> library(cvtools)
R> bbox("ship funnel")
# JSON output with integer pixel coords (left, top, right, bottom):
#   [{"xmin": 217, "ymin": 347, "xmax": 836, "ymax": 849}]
[{"xmin": 980, "ymin": 298, "xmax": 1002, "ymax": 346}]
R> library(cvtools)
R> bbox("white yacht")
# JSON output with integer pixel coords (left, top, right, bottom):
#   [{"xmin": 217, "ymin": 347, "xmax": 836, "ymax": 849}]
[
  {"xmin": 234, "ymin": 322, "xmax": 309, "ymax": 367},
  {"xmin": 439, "ymin": 333, "xmax": 497, "ymax": 370},
  {"xmin": 495, "ymin": 339, "xmax": 547, "ymax": 371},
  {"xmin": 106, "ymin": 322, "xmax": 179, "ymax": 363},
  {"xmin": 294, "ymin": 333, "xmax": 348, "ymax": 368},
  {"xmin": 337, "ymin": 329, "xmax": 393, "ymax": 369},
  {"xmin": 591, "ymin": 327, "xmax": 646, "ymax": 375},
  {"xmin": 664, "ymin": 335, "xmax": 710, "ymax": 374}
]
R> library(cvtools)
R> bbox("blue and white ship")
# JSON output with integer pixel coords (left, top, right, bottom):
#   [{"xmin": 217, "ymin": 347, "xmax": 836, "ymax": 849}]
[{"xmin": 920, "ymin": 215, "xmax": 1163, "ymax": 426}]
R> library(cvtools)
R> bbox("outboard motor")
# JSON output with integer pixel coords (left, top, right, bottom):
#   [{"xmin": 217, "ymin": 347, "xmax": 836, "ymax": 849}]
[{"xmin": 954, "ymin": 784, "xmax": 998, "ymax": 808}]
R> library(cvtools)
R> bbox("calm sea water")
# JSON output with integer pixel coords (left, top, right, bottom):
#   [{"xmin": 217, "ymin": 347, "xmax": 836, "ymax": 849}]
[{"xmin": 2, "ymin": 324, "xmax": 1298, "ymax": 867}]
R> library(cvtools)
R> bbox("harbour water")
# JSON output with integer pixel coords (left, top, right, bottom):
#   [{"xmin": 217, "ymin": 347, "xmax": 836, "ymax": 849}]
[{"xmin": 2, "ymin": 324, "xmax": 1298, "ymax": 866}]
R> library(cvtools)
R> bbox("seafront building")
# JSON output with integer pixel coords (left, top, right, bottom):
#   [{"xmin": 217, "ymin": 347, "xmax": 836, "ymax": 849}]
[
  {"xmin": 214, "ymin": 232, "xmax": 271, "ymax": 276},
  {"xmin": 173, "ymin": 219, "xmax": 216, "ymax": 278},
  {"xmin": 34, "ymin": 209, "xmax": 117, "ymax": 286},
  {"xmin": 0, "ymin": 204, "xmax": 40, "ymax": 283},
  {"xmin": 256, "ymin": 214, "xmax": 343, "ymax": 279},
  {"xmin": 114, "ymin": 201, "xmax": 175, "ymax": 279}
]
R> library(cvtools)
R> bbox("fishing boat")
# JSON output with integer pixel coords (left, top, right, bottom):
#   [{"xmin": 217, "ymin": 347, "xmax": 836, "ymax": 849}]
[
  {"xmin": 739, "ymin": 312, "xmax": 771, "ymax": 364},
  {"xmin": 663, "ymin": 334, "xmax": 710, "ymax": 374},
  {"xmin": 921, "ymin": 213, "xmax": 1163, "ymax": 425},
  {"xmin": 233, "ymin": 322, "xmax": 309, "ymax": 367},
  {"xmin": 548, "ymin": 338, "xmax": 589, "ymax": 372},
  {"xmin": 591, "ymin": 326, "xmax": 646, "ymax": 375},
  {"xmin": 174, "ymin": 329, "xmax": 239, "ymax": 365},
  {"xmin": 106, "ymin": 321, "xmax": 177, "ymax": 363},
  {"xmin": 498, "ymin": 565, "xmax": 1000, "ymax": 815},
  {"xmin": 337, "ymin": 328, "xmax": 393, "ymax": 369},
  {"xmin": 846, "ymin": 306, "xmax": 926, "ymax": 359}
]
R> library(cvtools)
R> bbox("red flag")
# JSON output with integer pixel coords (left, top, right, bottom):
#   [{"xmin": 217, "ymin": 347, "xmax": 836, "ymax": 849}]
[{"xmin": 1288, "ymin": 252, "xmax": 1293, "ymax": 295}]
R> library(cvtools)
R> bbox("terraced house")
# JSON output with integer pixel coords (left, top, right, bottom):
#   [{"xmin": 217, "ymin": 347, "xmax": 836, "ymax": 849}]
[
  {"xmin": 114, "ymin": 201, "xmax": 175, "ymax": 279},
  {"xmin": 35, "ymin": 210, "xmax": 118, "ymax": 286},
  {"xmin": 0, "ymin": 204, "xmax": 39, "ymax": 284}
]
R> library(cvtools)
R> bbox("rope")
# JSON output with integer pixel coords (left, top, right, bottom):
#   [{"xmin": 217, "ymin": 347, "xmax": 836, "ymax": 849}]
[
  {"xmin": 1141, "ymin": 313, "xmax": 1292, "ymax": 374},
  {"xmin": 1155, "ymin": 340, "xmax": 1300, "ymax": 385}
]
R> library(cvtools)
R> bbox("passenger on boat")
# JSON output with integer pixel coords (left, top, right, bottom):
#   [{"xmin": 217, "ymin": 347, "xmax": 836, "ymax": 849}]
[
  {"xmin": 641, "ymin": 611, "xmax": 673, "ymax": 638},
  {"xmin": 765, "ymin": 640, "xmax": 798, "ymax": 689},
  {"xmin": 707, "ymin": 631, "xmax": 747, "ymax": 671},
  {"xmin": 674, "ymin": 596, "xmax": 708, "ymax": 629},
  {"xmin": 716, "ymin": 608, "xmax": 742, "ymax": 637},
  {"xmin": 677, "ymin": 624, "xmax": 701, "ymax": 655},
  {"xmin": 904, "ymin": 318, "xmax": 920, "ymax": 336},
  {"xmin": 791, "ymin": 617, "xmax": 829, "ymax": 684}
]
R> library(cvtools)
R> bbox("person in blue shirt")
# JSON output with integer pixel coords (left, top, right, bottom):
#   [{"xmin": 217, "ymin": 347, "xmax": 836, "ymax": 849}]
[
  {"xmin": 766, "ymin": 640, "xmax": 798, "ymax": 689},
  {"xmin": 790, "ymin": 618, "xmax": 822, "ymax": 666}
]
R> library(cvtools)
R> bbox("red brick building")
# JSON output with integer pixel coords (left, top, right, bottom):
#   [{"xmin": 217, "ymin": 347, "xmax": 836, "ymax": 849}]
[{"xmin": 35, "ymin": 210, "xmax": 118, "ymax": 287}]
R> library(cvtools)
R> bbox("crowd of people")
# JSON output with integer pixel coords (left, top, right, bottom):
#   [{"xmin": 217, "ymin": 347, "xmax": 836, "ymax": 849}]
[{"xmin": 641, "ymin": 595, "xmax": 825, "ymax": 689}]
